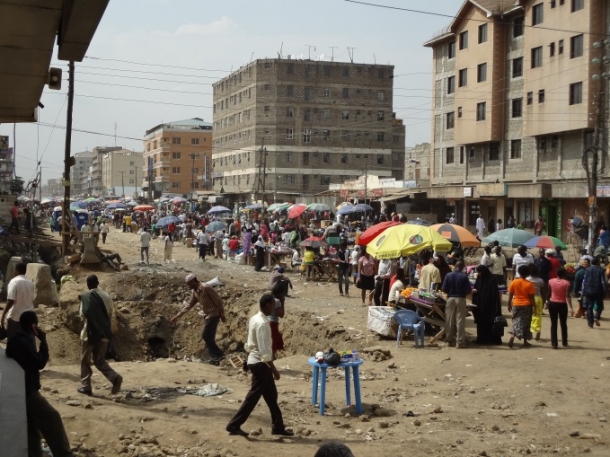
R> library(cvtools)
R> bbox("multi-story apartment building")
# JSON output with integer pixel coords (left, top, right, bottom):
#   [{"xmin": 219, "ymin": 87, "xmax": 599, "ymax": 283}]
[
  {"xmin": 211, "ymin": 58, "xmax": 405, "ymax": 202},
  {"xmin": 101, "ymin": 149, "xmax": 144, "ymax": 197},
  {"xmin": 142, "ymin": 118, "xmax": 213, "ymax": 199},
  {"xmin": 89, "ymin": 146, "xmax": 124, "ymax": 196},
  {"xmin": 0, "ymin": 135, "xmax": 14, "ymax": 195},
  {"xmin": 70, "ymin": 150, "xmax": 95, "ymax": 198},
  {"xmin": 424, "ymin": 0, "xmax": 608, "ymax": 240}
]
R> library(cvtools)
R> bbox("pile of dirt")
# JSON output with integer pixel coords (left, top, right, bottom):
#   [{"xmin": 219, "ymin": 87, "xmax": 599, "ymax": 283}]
[{"xmin": 44, "ymin": 270, "xmax": 362, "ymax": 365}]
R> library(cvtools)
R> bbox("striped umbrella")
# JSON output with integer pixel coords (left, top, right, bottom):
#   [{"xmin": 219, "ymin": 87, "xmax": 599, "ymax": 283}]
[{"xmin": 524, "ymin": 235, "xmax": 567, "ymax": 250}]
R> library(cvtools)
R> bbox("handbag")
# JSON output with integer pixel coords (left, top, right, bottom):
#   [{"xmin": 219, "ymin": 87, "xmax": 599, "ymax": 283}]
[{"xmin": 494, "ymin": 315, "xmax": 509, "ymax": 327}]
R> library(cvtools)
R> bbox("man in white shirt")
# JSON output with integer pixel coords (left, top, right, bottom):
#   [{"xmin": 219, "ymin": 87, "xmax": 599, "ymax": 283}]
[
  {"xmin": 475, "ymin": 215, "xmax": 486, "ymax": 238},
  {"xmin": 197, "ymin": 230, "xmax": 209, "ymax": 261},
  {"xmin": 480, "ymin": 246, "xmax": 493, "ymax": 267},
  {"xmin": 490, "ymin": 246, "xmax": 507, "ymax": 285},
  {"xmin": 419, "ymin": 256, "xmax": 441, "ymax": 291},
  {"xmin": 140, "ymin": 228, "xmax": 152, "ymax": 264},
  {"xmin": 226, "ymin": 293, "xmax": 293, "ymax": 438},
  {"xmin": 512, "ymin": 245, "xmax": 534, "ymax": 278},
  {"xmin": 1, "ymin": 262, "xmax": 35, "ymax": 339},
  {"xmin": 374, "ymin": 259, "xmax": 393, "ymax": 306}
]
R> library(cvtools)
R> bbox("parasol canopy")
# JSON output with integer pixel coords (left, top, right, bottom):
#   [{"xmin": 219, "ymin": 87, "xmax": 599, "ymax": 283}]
[
  {"xmin": 366, "ymin": 224, "xmax": 453, "ymax": 259},
  {"xmin": 106, "ymin": 202, "xmax": 126, "ymax": 209},
  {"xmin": 524, "ymin": 235, "xmax": 568, "ymax": 250},
  {"xmin": 429, "ymin": 223, "xmax": 480, "ymax": 247},
  {"xmin": 245, "ymin": 202, "xmax": 267, "ymax": 210},
  {"xmin": 205, "ymin": 221, "xmax": 227, "ymax": 233},
  {"xmin": 70, "ymin": 201, "xmax": 87, "ymax": 210},
  {"xmin": 357, "ymin": 221, "xmax": 401, "ymax": 246},
  {"xmin": 134, "ymin": 205, "xmax": 154, "ymax": 212},
  {"xmin": 406, "ymin": 218, "xmax": 431, "ymax": 226},
  {"xmin": 156, "ymin": 215, "xmax": 180, "ymax": 229},
  {"xmin": 268, "ymin": 202, "xmax": 290, "ymax": 212},
  {"xmin": 482, "ymin": 228, "xmax": 536, "ymax": 248},
  {"xmin": 336, "ymin": 202, "xmax": 353, "ymax": 211},
  {"xmin": 300, "ymin": 236, "xmax": 327, "ymax": 249},
  {"xmin": 288, "ymin": 204, "xmax": 308, "ymax": 219},
  {"xmin": 207, "ymin": 205, "xmax": 232, "ymax": 215},
  {"xmin": 307, "ymin": 203, "xmax": 331, "ymax": 212},
  {"xmin": 172, "ymin": 197, "xmax": 187, "ymax": 204}
]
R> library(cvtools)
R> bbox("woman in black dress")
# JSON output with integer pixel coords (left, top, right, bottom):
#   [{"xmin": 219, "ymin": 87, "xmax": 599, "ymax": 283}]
[
  {"xmin": 253, "ymin": 235, "xmax": 266, "ymax": 271},
  {"xmin": 471, "ymin": 264, "xmax": 503, "ymax": 345}
]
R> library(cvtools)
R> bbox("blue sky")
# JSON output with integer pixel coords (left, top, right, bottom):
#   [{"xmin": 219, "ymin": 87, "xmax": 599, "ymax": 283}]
[{"xmin": 1, "ymin": 0, "xmax": 464, "ymax": 185}]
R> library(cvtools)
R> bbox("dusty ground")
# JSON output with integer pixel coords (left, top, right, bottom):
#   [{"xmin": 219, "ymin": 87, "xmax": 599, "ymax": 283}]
[{"xmin": 1, "ymin": 227, "xmax": 609, "ymax": 457}]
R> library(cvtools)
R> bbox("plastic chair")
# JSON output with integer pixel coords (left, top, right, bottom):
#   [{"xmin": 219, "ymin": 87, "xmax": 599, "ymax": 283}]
[{"xmin": 394, "ymin": 309, "xmax": 425, "ymax": 348}]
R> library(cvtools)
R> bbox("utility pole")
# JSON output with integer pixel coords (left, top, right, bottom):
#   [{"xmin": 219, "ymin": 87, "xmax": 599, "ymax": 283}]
[
  {"xmin": 134, "ymin": 165, "xmax": 138, "ymax": 199},
  {"xmin": 347, "ymin": 46, "xmax": 356, "ymax": 63},
  {"xmin": 62, "ymin": 61, "xmax": 75, "ymax": 255},
  {"xmin": 190, "ymin": 153, "xmax": 196, "ymax": 200},
  {"xmin": 147, "ymin": 157, "xmax": 153, "ymax": 201},
  {"xmin": 329, "ymin": 46, "xmax": 337, "ymax": 62},
  {"xmin": 255, "ymin": 138, "xmax": 266, "ymax": 202},
  {"xmin": 305, "ymin": 44, "xmax": 316, "ymax": 60},
  {"xmin": 120, "ymin": 171, "xmax": 125, "ymax": 197}
]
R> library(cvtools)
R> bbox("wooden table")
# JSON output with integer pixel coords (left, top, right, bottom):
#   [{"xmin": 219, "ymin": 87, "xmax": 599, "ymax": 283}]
[
  {"xmin": 267, "ymin": 249, "xmax": 293, "ymax": 269},
  {"xmin": 317, "ymin": 259, "xmax": 339, "ymax": 281}
]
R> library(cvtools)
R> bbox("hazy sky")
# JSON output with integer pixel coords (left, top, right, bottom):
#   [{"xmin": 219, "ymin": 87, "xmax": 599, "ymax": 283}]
[{"xmin": 1, "ymin": 0, "xmax": 463, "ymax": 185}]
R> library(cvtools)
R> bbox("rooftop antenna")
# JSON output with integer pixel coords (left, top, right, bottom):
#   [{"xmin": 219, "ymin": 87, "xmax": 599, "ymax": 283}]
[
  {"xmin": 278, "ymin": 41, "xmax": 284, "ymax": 58},
  {"xmin": 114, "ymin": 122, "xmax": 117, "ymax": 147},
  {"xmin": 347, "ymin": 47, "xmax": 356, "ymax": 63},
  {"xmin": 305, "ymin": 44, "xmax": 316, "ymax": 60},
  {"xmin": 373, "ymin": 54, "xmax": 376, "ymax": 64},
  {"xmin": 329, "ymin": 46, "xmax": 337, "ymax": 62},
  {"xmin": 250, "ymin": 52, "xmax": 254, "ymax": 63}
]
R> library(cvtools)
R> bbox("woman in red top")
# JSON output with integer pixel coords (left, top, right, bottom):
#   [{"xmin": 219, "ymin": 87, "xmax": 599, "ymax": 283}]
[
  {"xmin": 546, "ymin": 267, "xmax": 573, "ymax": 349},
  {"xmin": 546, "ymin": 249, "xmax": 562, "ymax": 279},
  {"xmin": 357, "ymin": 247, "xmax": 377, "ymax": 307}
]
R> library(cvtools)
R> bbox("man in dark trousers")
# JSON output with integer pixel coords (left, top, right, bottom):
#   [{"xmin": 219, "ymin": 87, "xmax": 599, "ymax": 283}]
[
  {"xmin": 171, "ymin": 273, "xmax": 226, "ymax": 365},
  {"xmin": 226, "ymin": 293, "xmax": 293, "ymax": 437},
  {"xmin": 78, "ymin": 274, "xmax": 122, "ymax": 395},
  {"xmin": 441, "ymin": 260, "xmax": 472, "ymax": 348},
  {"xmin": 6, "ymin": 311, "xmax": 74, "ymax": 457},
  {"xmin": 582, "ymin": 258, "xmax": 606, "ymax": 328}
]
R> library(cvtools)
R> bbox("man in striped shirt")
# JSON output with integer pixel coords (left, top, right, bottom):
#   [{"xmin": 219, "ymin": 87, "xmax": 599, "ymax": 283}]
[{"xmin": 171, "ymin": 274, "xmax": 226, "ymax": 365}]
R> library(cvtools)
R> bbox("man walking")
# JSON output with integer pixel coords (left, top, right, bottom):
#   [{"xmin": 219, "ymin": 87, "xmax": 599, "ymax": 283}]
[
  {"xmin": 9, "ymin": 200, "xmax": 20, "ymax": 234},
  {"xmin": 100, "ymin": 220, "xmax": 109, "ymax": 244},
  {"xmin": 582, "ymin": 258, "xmax": 606, "ymax": 328},
  {"xmin": 139, "ymin": 227, "xmax": 151, "ymax": 264},
  {"xmin": 171, "ymin": 274, "xmax": 226, "ymax": 365},
  {"xmin": 534, "ymin": 216, "xmax": 545, "ymax": 236},
  {"xmin": 475, "ymin": 214, "xmax": 485, "ymax": 239},
  {"xmin": 6, "ymin": 311, "xmax": 74, "ymax": 457},
  {"xmin": 1, "ymin": 262, "xmax": 35, "ymax": 339},
  {"xmin": 226, "ymin": 293, "xmax": 293, "ymax": 437},
  {"xmin": 197, "ymin": 229, "xmax": 209, "ymax": 261},
  {"xmin": 441, "ymin": 261, "xmax": 472, "ymax": 348},
  {"xmin": 78, "ymin": 275, "xmax": 122, "ymax": 396}
]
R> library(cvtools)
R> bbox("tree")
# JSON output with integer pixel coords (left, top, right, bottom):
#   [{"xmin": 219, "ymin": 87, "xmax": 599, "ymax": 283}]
[{"xmin": 9, "ymin": 176, "xmax": 24, "ymax": 195}]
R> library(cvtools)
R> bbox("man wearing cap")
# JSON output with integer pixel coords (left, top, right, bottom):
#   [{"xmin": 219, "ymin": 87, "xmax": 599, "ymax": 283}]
[{"xmin": 171, "ymin": 274, "xmax": 226, "ymax": 365}]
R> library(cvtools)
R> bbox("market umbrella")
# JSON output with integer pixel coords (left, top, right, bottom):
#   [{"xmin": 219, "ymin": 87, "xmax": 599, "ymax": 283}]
[
  {"xmin": 207, "ymin": 205, "xmax": 231, "ymax": 215},
  {"xmin": 524, "ymin": 235, "xmax": 568, "ymax": 250},
  {"xmin": 336, "ymin": 202, "xmax": 352, "ymax": 211},
  {"xmin": 337, "ymin": 205, "xmax": 356, "ymax": 215},
  {"xmin": 127, "ymin": 201, "xmax": 138, "ymax": 207},
  {"xmin": 70, "ymin": 201, "xmax": 87, "ymax": 210},
  {"xmin": 307, "ymin": 203, "xmax": 331, "ymax": 212},
  {"xmin": 482, "ymin": 228, "xmax": 536, "ymax": 248},
  {"xmin": 133, "ymin": 205, "xmax": 154, "ymax": 212},
  {"xmin": 288, "ymin": 203, "xmax": 308, "ymax": 219},
  {"xmin": 85, "ymin": 197, "xmax": 99, "ymax": 203},
  {"xmin": 53, "ymin": 206, "xmax": 62, "ymax": 212},
  {"xmin": 156, "ymin": 215, "xmax": 180, "ymax": 229},
  {"xmin": 106, "ymin": 199, "xmax": 122, "ymax": 204},
  {"xmin": 106, "ymin": 202, "xmax": 126, "ymax": 209},
  {"xmin": 352, "ymin": 203, "xmax": 373, "ymax": 212},
  {"xmin": 173, "ymin": 197, "xmax": 187, "ymax": 204},
  {"xmin": 357, "ymin": 221, "xmax": 401, "ymax": 246},
  {"xmin": 205, "ymin": 221, "xmax": 227, "ymax": 233},
  {"xmin": 407, "ymin": 218, "xmax": 431, "ymax": 226},
  {"xmin": 268, "ymin": 202, "xmax": 290, "ymax": 212},
  {"xmin": 367, "ymin": 224, "xmax": 452, "ymax": 259},
  {"xmin": 430, "ymin": 223, "xmax": 480, "ymax": 247},
  {"xmin": 245, "ymin": 202, "xmax": 266, "ymax": 210},
  {"xmin": 300, "ymin": 236, "xmax": 327, "ymax": 249},
  {"xmin": 41, "ymin": 198, "xmax": 55, "ymax": 205}
]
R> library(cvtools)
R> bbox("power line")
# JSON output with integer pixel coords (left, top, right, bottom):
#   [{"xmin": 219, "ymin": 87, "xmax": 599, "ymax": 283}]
[{"xmin": 84, "ymin": 55, "xmax": 231, "ymax": 73}]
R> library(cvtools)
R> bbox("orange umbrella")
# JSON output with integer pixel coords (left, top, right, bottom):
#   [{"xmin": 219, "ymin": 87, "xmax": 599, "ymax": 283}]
[
  {"xmin": 429, "ymin": 223, "xmax": 480, "ymax": 247},
  {"xmin": 288, "ymin": 204, "xmax": 308, "ymax": 219},
  {"xmin": 134, "ymin": 205, "xmax": 154, "ymax": 211},
  {"xmin": 357, "ymin": 221, "xmax": 401, "ymax": 246}
]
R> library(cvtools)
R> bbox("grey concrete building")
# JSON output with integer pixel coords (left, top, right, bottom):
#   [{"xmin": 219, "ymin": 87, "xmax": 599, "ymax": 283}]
[
  {"xmin": 211, "ymin": 58, "xmax": 405, "ymax": 202},
  {"xmin": 70, "ymin": 150, "xmax": 95, "ymax": 198}
]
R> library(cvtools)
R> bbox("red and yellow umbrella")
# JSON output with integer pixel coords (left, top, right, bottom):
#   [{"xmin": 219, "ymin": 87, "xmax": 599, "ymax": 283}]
[
  {"xmin": 357, "ymin": 221, "xmax": 401, "ymax": 246},
  {"xmin": 429, "ymin": 223, "xmax": 480, "ymax": 247}
]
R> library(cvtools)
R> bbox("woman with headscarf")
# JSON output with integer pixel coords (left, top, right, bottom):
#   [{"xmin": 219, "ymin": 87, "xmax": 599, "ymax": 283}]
[
  {"xmin": 253, "ymin": 235, "xmax": 266, "ymax": 272},
  {"xmin": 242, "ymin": 221, "xmax": 253, "ymax": 256},
  {"xmin": 471, "ymin": 265, "xmax": 503, "ymax": 345}
]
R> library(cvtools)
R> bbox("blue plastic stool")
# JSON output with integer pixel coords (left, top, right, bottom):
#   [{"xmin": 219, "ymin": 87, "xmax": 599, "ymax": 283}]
[{"xmin": 308, "ymin": 357, "xmax": 364, "ymax": 416}]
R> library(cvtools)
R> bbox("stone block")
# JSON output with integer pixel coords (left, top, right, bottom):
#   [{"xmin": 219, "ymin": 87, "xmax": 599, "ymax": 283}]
[
  {"xmin": 80, "ymin": 237, "xmax": 101, "ymax": 264},
  {"xmin": 25, "ymin": 263, "xmax": 59, "ymax": 307},
  {"xmin": 5, "ymin": 257, "xmax": 23, "ymax": 285}
]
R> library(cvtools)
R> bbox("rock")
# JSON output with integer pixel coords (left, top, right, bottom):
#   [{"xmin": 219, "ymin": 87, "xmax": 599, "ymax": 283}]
[
  {"xmin": 580, "ymin": 433, "xmax": 601, "ymax": 440},
  {"xmin": 468, "ymin": 388, "xmax": 476, "ymax": 394},
  {"xmin": 379, "ymin": 421, "xmax": 389, "ymax": 429},
  {"xmin": 432, "ymin": 406, "xmax": 443, "ymax": 414},
  {"xmin": 413, "ymin": 420, "xmax": 421, "ymax": 427},
  {"xmin": 26, "ymin": 263, "xmax": 59, "ymax": 306},
  {"xmin": 569, "ymin": 430, "xmax": 580, "ymax": 437},
  {"xmin": 362, "ymin": 346, "xmax": 391, "ymax": 356},
  {"xmin": 599, "ymin": 417, "xmax": 607, "ymax": 422},
  {"xmin": 490, "ymin": 425, "xmax": 500, "ymax": 432},
  {"xmin": 536, "ymin": 401, "xmax": 547, "ymax": 407},
  {"xmin": 478, "ymin": 451, "xmax": 488, "ymax": 456},
  {"xmin": 355, "ymin": 429, "xmax": 363, "ymax": 435},
  {"xmin": 360, "ymin": 416, "xmax": 370, "ymax": 422},
  {"xmin": 387, "ymin": 362, "xmax": 397, "ymax": 369},
  {"xmin": 5, "ymin": 257, "xmax": 23, "ymax": 285},
  {"xmin": 66, "ymin": 400, "xmax": 81, "ymax": 407},
  {"xmin": 249, "ymin": 428, "xmax": 262, "ymax": 436}
]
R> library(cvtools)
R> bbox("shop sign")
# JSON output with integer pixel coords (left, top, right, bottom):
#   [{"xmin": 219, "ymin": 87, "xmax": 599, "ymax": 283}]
[
  {"xmin": 357, "ymin": 190, "xmax": 365, "ymax": 198},
  {"xmin": 463, "ymin": 187, "xmax": 473, "ymax": 197},
  {"xmin": 379, "ymin": 178, "xmax": 396, "ymax": 188},
  {"xmin": 329, "ymin": 184, "xmax": 341, "ymax": 191},
  {"xmin": 403, "ymin": 180, "xmax": 417, "ymax": 188},
  {"xmin": 372, "ymin": 188, "xmax": 384, "ymax": 197},
  {"xmin": 596, "ymin": 185, "xmax": 610, "ymax": 197}
]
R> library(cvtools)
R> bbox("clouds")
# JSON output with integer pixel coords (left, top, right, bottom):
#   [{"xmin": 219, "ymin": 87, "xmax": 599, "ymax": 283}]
[{"xmin": 175, "ymin": 16, "xmax": 238, "ymax": 36}]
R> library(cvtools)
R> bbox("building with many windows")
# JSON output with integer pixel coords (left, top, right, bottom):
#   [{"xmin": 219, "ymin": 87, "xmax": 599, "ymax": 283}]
[
  {"xmin": 142, "ymin": 118, "xmax": 213, "ymax": 199},
  {"xmin": 423, "ymin": 0, "xmax": 608, "ymax": 240},
  {"xmin": 70, "ymin": 150, "xmax": 96, "ymax": 198},
  {"xmin": 211, "ymin": 58, "xmax": 405, "ymax": 202}
]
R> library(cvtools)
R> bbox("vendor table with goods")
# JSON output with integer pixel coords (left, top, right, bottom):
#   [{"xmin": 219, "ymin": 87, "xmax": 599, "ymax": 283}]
[
  {"xmin": 267, "ymin": 247, "xmax": 293, "ymax": 269},
  {"xmin": 316, "ymin": 258, "xmax": 340, "ymax": 281}
]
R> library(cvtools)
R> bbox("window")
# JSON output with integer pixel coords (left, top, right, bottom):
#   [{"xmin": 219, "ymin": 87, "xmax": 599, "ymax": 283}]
[
  {"xmin": 322, "ymin": 129, "xmax": 331, "ymax": 140},
  {"xmin": 323, "ymin": 66, "xmax": 331, "ymax": 77},
  {"xmin": 469, "ymin": 146, "xmax": 475, "ymax": 158},
  {"xmin": 287, "ymin": 63, "xmax": 294, "ymax": 74},
  {"xmin": 264, "ymin": 105, "xmax": 270, "ymax": 112},
  {"xmin": 172, "ymin": 182, "xmax": 180, "ymax": 189},
  {"xmin": 447, "ymin": 76, "xmax": 455, "ymax": 94},
  {"xmin": 569, "ymin": 82, "xmax": 583, "ymax": 105},
  {"xmin": 129, "ymin": 170, "xmax": 134, "ymax": 175},
  {"xmin": 286, "ymin": 152, "xmax": 293, "ymax": 163},
  {"xmin": 531, "ymin": 46, "xmax": 543, "ymax": 68},
  {"xmin": 323, "ymin": 108, "xmax": 331, "ymax": 118},
  {"xmin": 532, "ymin": 3, "xmax": 544, "ymax": 25},
  {"xmin": 323, "ymin": 153, "xmax": 330, "ymax": 163},
  {"xmin": 340, "ymin": 154, "xmax": 348, "ymax": 164},
  {"xmin": 458, "ymin": 106, "xmax": 463, "ymax": 118},
  {"xmin": 286, "ymin": 106, "xmax": 294, "ymax": 118},
  {"xmin": 550, "ymin": 42, "xmax": 556, "ymax": 57},
  {"xmin": 539, "ymin": 137, "xmax": 547, "ymax": 152},
  {"xmin": 525, "ymin": 92, "xmax": 533, "ymax": 106},
  {"xmin": 446, "ymin": 112, "xmax": 455, "ymax": 129},
  {"xmin": 377, "ymin": 90, "xmax": 385, "ymax": 101},
  {"xmin": 488, "ymin": 142, "xmax": 500, "ymax": 161},
  {"xmin": 341, "ymin": 110, "xmax": 350, "ymax": 120},
  {"xmin": 477, "ymin": 63, "xmax": 487, "ymax": 82},
  {"xmin": 172, "ymin": 137, "xmax": 181, "ymax": 145},
  {"xmin": 324, "ymin": 88, "xmax": 331, "ymax": 98},
  {"xmin": 459, "ymin": 146, "xmax": 465, "ymax": 164},
  {"xmin": 172, "ymin": 152, "xmax": 181, "ymax": 159},
  {"xmin": 377, "ymin": 68, "xmax": 385, "ymax": 79},
  {"xmin": 446, "ymin": 147, "xmax": 455, "ymax": 164},
  {"xmin": 130, "ymin": 161, "xmax": 135, "ymax": 166},
  {"xmin": 343, "ymin": 67, "xmax": 349, "ymax": 77},
  {"xmin": 513, "ymin": 16, "xmax": 524, "ymax": 37},
  {"xmin": 286, "ymin": 128, "xmax": 294, "ymax": 139},
  {"xmin": 476, "ymin": 102, "xmax": 486, "ymax": 121},
  {"xmin": 571, "ymin": 34, "xmax": 584, "ymax": 58},
  {"xmin": 303, "ymin": 151, "xmax": 310, "ymax": 166},
  {"xmin": 459, "ymin": 31, "xmax": 468, "ymax": 50},
  {"xmin": 512, "ymin": 57, "xmax": 523, "ymax": 77},
  {"xmin": 284, "ymin": 174, "xmax": 295, "ymax": 184},
  {"xmin": 264, "ymin": 84, "xmax": 270, "ymax": 90},
  {"xmin": 572, "ymin": 0, "xmax": 584, "ymax": 12},
  {"xmin": 304, "ymin": 108, "xmax": 312, "ymax": 121},
  {"xmin": 511, "ymin": 140, "xmax": 522, "ymax": 159},
  {"xmin": 303, "ymin": 129, "xmax": 311, "ymax": 143},
  {"xmin": 377, "ymin": 111, "xmax": 385, "ymax": 121},
  {"xmin": 171, "ymin": 167, "xmax": 180, "ymax": 173},
  {"xmin": 558, "ymin": 40, "xmax": 564, "ymax": 55},
  {"xmin": 512, "ymin": 98, "xmax": 523, "ymax": 118},
  {"xmin": 584, "ymin": 131, "xmax": 594, "ymax": 148},
  {"xmin": 377, "ymin": 132, "xmax": 385, "ymax": 142},
  {"xmin": 264, "ymin": 62, "xmax": 271, "ymax": 68},
  {"xmin": 304, "ymin": 87, "xmax": 313, "ymax": 100},
  {"xmin": 478, "ymin": 24, "xmax": 488, "ymax": 44},
  {"xmin": 459, "ymin": 68, "xmax": 468, "ymax": 87},
  {"xmin": 321, "ymin": 175, "xmax": 331, "ymax": 185},
  {"xmin": 538, "ymin": 89, "xmax": 545, "ymax": 103},
  {"xmin": 342, "ymin": 130, "xmax": 350, "ymax": 141},
  {"xmin": 305, "ymin": 65, "xmax": 312, "ymax": 78},
  {"xmin": 448, "ymin": 41, "xmax": 456, "ymax": 59},
  {"xmin": 342, "ymin": 88, "xmax": 350, "ymax": 98},
  {"xmin": 287, "ymin": 85, "xmax": 294, "ymax": 96},
  {"xmin": 551, "ymin": 135, "xmax": 559, "ymax": 148},
  {"xmin": 551, "ymin": 0, "xmax": 556, "ymax": 7}
]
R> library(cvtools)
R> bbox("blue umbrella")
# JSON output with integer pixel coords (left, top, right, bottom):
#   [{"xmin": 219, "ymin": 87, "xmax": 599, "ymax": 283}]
[
  {"xmin": 337, "ymin": 205, "xmax": 355, "ymax": 215},
  {"xmin": 245, "ymin": 203, "xmax": 265, "ymax": 210},
  {"xmin": 106, "ymin": 202, "xmax": 126, "ymax": 209},
  {"xmin": 70, "ymin": 201, "xmax": 87, "ymax": 210},
  {"xmin": 205, "ymin": 221, "xmax": 227, "ymax": 233},
  {"xmin": 156, "ymin": 215, "xmax": 180, "ymax": 229},
  {"xmin": 353, "ymin": 203, "xmax": 373, "ymax": 212},
  {"xmin": 207, "ymin": 205, "xmax": 231, "ymax": 215}
]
